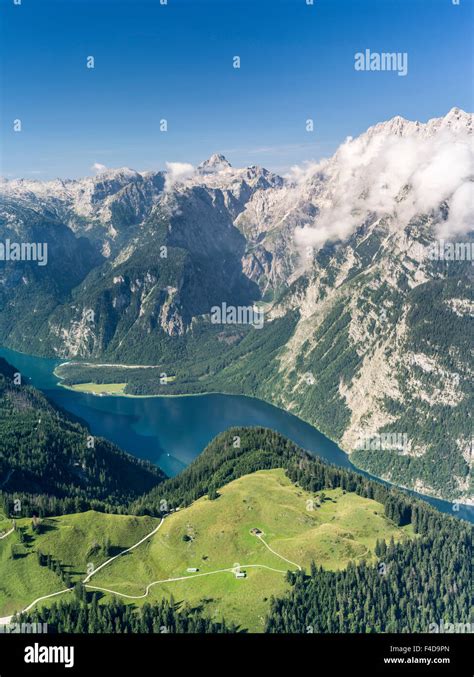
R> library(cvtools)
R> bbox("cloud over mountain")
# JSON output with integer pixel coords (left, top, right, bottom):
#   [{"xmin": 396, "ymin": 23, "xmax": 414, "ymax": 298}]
[
  {"xmin": 164, "ymin": 162, "xmax": 195, "ymax": 190},
  {"xmin": 91, "ymin": 162, "xmax": 108, "ymax": 173},
  {"xmin": 294, "ymin": 108, "xmax": 473, "ymax": 250}
]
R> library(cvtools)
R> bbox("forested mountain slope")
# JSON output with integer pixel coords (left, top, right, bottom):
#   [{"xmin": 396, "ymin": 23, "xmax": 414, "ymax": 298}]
[{"xmin": 0, "ymin": 358, "xmax": 164, "ymax": 516}]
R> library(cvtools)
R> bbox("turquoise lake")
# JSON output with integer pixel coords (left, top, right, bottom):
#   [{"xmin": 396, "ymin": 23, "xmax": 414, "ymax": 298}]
[{"xmin": 0, "ymin": 345, "xmax": 472, "ymax": 524}]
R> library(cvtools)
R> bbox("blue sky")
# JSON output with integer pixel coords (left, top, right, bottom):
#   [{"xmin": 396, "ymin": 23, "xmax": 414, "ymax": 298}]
[{"xmin": 1, "ymin": 0, "xmax": 472, "ymax": 179}]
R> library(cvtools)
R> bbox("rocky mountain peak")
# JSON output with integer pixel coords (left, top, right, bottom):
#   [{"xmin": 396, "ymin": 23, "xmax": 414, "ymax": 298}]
[
  {"xmin": 438, "ymin": 106, "xmax": 472, "ymax": 133},
  {"xmin": 363, "ymin": 108, "xmax": 472, "ymax": 141},
  {"xmin": 197, "ymin": 154, "xmax": 232, "ymax": 174},
  {"xmin": 92, "ymin": 166, "xmax": 141, "ymax": 181}
]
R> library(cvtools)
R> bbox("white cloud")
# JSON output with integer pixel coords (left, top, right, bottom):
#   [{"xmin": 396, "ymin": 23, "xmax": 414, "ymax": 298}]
[
  {"xmin": 285, "ymin": 159, "xmax": 327, "ymax": 185},
  {"xmin": 294, "ymin": 125, "xmax": 474, "ymax": 250},
  {"xmin": 437, "ymin": 182, "xmax": 474, "ymax": 239},
  {"xmin": 164, "ymin": 162, "xmax": 195, "ymax": 190},
  {"xmin": 91, "ymin": 162, "xmax": 107, "ymax": 173}
]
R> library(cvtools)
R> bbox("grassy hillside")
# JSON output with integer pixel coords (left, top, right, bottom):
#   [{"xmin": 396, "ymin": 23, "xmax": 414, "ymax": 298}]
[
  {"xmin": 3, "ymin": 428, "xmax": 469, "ymax": 634},
  {"xmin": 0, "ymin": 512, "xmax": 159, "ymax": 616},
  {"xmin": 0, "ymin": 470, "xmax": 411, "ymax": 630},
  {"xmin": 88, "ymin": 469, "xmax": 412, "ymax": 631}
]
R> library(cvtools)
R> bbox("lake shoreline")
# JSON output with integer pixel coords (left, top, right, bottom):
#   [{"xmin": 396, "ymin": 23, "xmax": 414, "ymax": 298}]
[
  {"xmin": 1, "ymin": 345, "xmax": 472, "ymax": 521},
  {"xmin": 52, "ymin": 367, "xmax": 474, "ymax": 512}
]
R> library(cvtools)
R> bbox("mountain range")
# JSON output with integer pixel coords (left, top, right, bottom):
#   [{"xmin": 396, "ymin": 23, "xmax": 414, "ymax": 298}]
[{"xmin": 0, "ymin": 108, "xmax": 472, "ymax": 503}]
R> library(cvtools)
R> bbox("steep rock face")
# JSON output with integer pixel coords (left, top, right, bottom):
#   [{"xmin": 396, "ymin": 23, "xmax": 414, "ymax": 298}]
[
  {"xmin": 0, "ymin": 200, "xmax": 103, "ymax": 355},
  {"xmin": 264, "ymin": 212, "xmax": 472, "ymax": 501},
  {"xmin": 255, "ymin": 108, "xmax": 473, "ymax": 502},
  {"xmin": 0, "ymin": 156, "xmax": 274, "ymax": 356}
]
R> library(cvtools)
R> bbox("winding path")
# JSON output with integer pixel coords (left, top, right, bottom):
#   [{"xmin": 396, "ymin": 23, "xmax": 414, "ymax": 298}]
[
  {"xmin": 82, "ymin": 518, "xmax": 164, "ymax": 584},
  {"xmin": 85, "ymin": 528, "xmax": 302, "ymax": 599},
  {"xmin": 2, "ymin": 517, "xmax": 302, "ymax": 621},
  {"xmin": 85, "ymin": 563, "xmax": 290, "ymax": 600},
  {"xmin": 256, "ymin": 534, "xmax": 302, "ymax": 571},
  {"xmin": 0, "ymin": 517, "xmax": 165, "ymax": 624},
  {"xmin": 22, "ymin": 588, "xmax": 73, "ymax": 613},
  {"xmin": 0, "ymin": 528, "xmax": 14, "ymax": 540}
]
